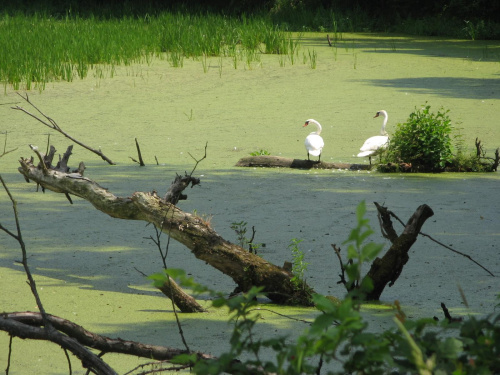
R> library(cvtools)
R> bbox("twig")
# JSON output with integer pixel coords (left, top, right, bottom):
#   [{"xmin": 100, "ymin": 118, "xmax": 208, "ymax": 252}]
[
  {"xmin": 418, "ymin": 231, "xmax": 494, "ymax": 277},
  {"xmin": 6, "ymin": 336, "xmax": 13, "ymax": 374},
  {"xmin": 331, "ymin": 244, "xmax": 348, "ymax": 288},
  {"xmin": 0, "ymin": 131, "xmax": 18, "ymax": 158},
  {"xmin": 12, "ymin": 93, "xmax": 116, "ymax": 165},
  {"xmin": 188, "ymin": 142, "xmax": 208, "ymax": 177},
  {"xmin": 124, "ymin": 361, "xmax": 190, "ymax": 375},
  {"xmin": 248, "ymin": 308, "xmax": 314, "ymax": 325},
  {"xmin": 160, "ymin": 207, "xmax": 194, "ymax": 350},
  {"xmin": 63, "ymin": 349, "xmax": 73, "ymax": 375},
  {"xmin": 248, "ymin": 226, "xmax": 257, "ymax": 254},
  {"xmin": 439, "ymin": 302, "xmax": 463, "ymax": 322},
  {"xmin": 376, "ymin": 202, "xmax": 495, "ymax": 277}
]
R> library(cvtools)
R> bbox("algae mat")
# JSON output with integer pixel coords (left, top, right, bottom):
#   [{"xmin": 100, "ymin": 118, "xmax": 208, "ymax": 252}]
[{"xmin": 1, "ymin": 33, "xmax": 499, "ymax": 374}]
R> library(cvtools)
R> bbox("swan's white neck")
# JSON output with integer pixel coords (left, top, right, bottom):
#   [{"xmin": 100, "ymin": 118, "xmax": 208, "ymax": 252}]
[
  {"xmin": 306, "ymin": 119, "xmax": 322, "ymax": 135},
  {"xmin": 379, "ymin": 111, "xmax": 388, "ymax": 136}
]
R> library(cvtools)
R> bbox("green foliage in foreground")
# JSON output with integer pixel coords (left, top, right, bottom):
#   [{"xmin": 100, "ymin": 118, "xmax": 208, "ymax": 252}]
[{"xmin": 157, "ymin": 202, "xmax": 500, "ymax": 374}]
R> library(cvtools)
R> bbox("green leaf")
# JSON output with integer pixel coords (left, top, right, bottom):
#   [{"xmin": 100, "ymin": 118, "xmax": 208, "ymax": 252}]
[
  {"xmin": 356, "ymin": 200, "xmax": 366, "ymax": 222},
  {"xmin": 439, "ymin": 337, "xmax": 463, "ymax": 359},
  {"xmin": 313, "ymin": 294, "xmax": 338, "ymax": 313},
  {"xmin": 360, "ymin": 242, "xmax": 383, "ymax": 262},
  {"xmin": 310, "ymin": 313, "xmax": 337, "ymax": 334},
  {"xmin": 147, "ymin": 271, "xmax": 168, "ymax": 288},
  {"xmin": 165, "ymin": 268, "xmax": 187, "ymax": 279},
  {"xmin": 347, "ymin": 244, "xmax": 358, "ymax": 260},
  {"xmin": 171, "ymin": 353, "xmax": 197, "ymax": 365}
]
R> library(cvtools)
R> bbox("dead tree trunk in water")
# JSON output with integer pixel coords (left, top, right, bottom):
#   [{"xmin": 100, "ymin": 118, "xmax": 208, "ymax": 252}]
[
  {"xmin": 18, "ymin": 148, "xmax": 314, "ymax": 307},
  {"xmin": 362, "ymin": 203, "xmax": 434, "ymax": 300}
]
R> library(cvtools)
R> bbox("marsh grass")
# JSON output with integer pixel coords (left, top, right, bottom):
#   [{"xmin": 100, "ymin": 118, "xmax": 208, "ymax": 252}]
[
  {"xmin": 307, "ymin": 49, "xmax": 317, "ymax": 69},
  {"xmin": 0, "ymin": 12, "xmax": 297, "ymax": 91}
]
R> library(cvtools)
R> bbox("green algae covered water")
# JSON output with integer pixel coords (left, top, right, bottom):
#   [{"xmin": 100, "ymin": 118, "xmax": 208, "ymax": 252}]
[{"xmin": 1, "ymin": 33, "xmax": 499, "ymax": 374}]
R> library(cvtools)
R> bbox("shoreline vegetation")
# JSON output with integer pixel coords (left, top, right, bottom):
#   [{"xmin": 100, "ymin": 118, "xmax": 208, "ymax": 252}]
[{"xmin": 1, "ymin": 1, "xmax": 499, "ymax": 92}]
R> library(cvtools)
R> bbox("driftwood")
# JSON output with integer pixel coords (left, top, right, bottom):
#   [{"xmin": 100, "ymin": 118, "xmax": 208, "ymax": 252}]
[
  {"xmin": 18, "ymin": 147, "xmax": 315, "ymax": 307},
  {"xmin": 235, "ymin": 155, "xmax": 371, "ymax": 170}
]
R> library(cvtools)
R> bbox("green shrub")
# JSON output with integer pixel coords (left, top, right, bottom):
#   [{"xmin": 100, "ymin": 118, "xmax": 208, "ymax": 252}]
[{"xmin": 385, "ymin": 104, "xmax": 454, "ymax": 172}]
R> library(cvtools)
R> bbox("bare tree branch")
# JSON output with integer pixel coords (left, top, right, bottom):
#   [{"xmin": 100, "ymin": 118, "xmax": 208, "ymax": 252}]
[{"xmin": 12, "ymin": 93, "xmax": 115, "ymax": 165}]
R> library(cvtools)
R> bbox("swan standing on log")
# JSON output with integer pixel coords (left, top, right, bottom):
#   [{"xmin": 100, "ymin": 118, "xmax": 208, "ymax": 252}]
[
  {"xmin": 357, "ymin": 110, "xmax": 389, "ymax": 166},
  {"xmin": 303, "ymin": 119, "xmax": 325, "ymax": 162}
]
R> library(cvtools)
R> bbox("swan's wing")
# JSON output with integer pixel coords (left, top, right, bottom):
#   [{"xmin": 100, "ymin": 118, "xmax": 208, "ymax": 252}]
[
  {"xmin": 357, "ymin": 150, "xmax": 375, "ymax": 157},
  {"xmin": 305, "ymin": 134, "xmax": 324, "ymax": 156},
  {"xmin": 359, "ymin": 136, "xmax": 389, "ymax": 152}
]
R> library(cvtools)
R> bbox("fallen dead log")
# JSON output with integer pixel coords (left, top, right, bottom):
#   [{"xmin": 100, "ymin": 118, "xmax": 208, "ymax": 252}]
[
  {"xmin": 235, "ymin": 155, "xmax": 371, "ymax": 170},
  {"xmin": 1, "ymin": 312, "xmax": 210, "ymax": 362},
  {"xmin": 18, "ymin": 149, "xmax": 315, "ymax": 306},
  {"xmin": 1, "ymin": 311, "xmax": 272, "ymax": 374},
  {"xmin": 0, "ymin": 313, "xmax": 117, "ymax": 375}
]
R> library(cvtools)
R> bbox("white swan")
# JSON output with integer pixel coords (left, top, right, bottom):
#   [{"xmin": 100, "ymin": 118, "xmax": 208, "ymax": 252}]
[
  {"xmin": 357, "ymin": 110, "xmax": 389, "ymax": 165},
  {"xmin": 303, "ymin": 119, "xmax": 325, "ymax": 162}
]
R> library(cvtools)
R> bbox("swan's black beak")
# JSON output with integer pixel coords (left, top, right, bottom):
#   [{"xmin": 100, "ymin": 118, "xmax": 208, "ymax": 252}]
[
  {"xmin": 374, "ymin": 112, "xmax": 380, "ymax": 118},
  {"xmin": 303, "ymin": 121, "xmax": 309, "ymax": 127}
]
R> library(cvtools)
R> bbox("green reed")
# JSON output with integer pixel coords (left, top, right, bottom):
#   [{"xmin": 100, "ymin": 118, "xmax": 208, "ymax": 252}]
[{"xmin": 0, "ymin": 11, "xmax": 296, "ymax": 91}]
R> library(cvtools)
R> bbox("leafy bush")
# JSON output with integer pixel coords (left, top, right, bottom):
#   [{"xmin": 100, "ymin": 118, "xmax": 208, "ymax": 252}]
[{"xmin": 385, "ymin": 104, "xmax": 454, "ymax": 172}]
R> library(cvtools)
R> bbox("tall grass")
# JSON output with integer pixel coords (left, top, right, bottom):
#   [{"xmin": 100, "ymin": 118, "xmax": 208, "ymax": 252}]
[{"xmin": 0, "ymin": 12, "xmax": 297, "ymax": 91}]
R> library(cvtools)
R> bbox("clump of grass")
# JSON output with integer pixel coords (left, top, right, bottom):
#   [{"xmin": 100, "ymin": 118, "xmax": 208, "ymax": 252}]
[
  {"xmin": 250, "ymin": 149, "xmax": 270, "ymax": 156},
  {"xmin": 307, "ymin": 49, "xmax": 317, "ymax": 69},
  {"xmin": 288, "ymin": 238, "xmax": 308, "ymax": 290}
]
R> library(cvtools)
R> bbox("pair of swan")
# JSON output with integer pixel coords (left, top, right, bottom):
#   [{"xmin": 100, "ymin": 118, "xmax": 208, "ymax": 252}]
[{"xmin": 303, "ymin": 110, "xmax": 389, "ymax": 165}]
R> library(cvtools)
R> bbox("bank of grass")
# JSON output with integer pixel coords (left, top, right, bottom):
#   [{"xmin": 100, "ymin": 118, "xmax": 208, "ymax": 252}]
[{"xmin": 0, "ymin": 12, "xmax": 299, "ymax": 91}]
